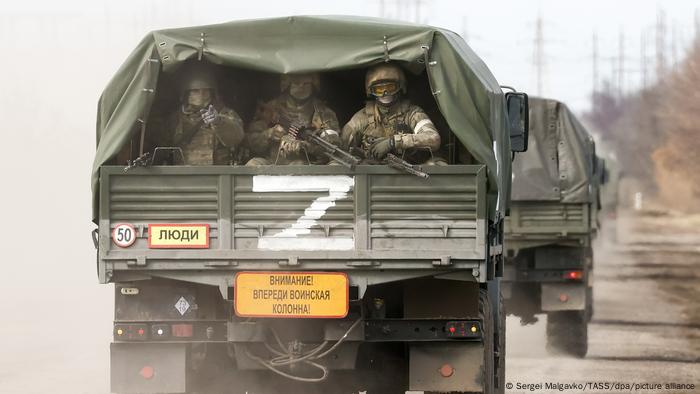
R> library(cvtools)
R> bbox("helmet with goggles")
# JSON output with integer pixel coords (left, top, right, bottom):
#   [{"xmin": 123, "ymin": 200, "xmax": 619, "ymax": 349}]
[{"xmin": 365, "ymin": 63, "xmax": 407, "ymax": 97}]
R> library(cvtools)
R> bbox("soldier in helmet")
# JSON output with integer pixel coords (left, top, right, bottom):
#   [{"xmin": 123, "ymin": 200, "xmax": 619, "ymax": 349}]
[
  {"xmin": 342, "ymin": 63, "xmax": 444, "ymax": 165},
  {"xmin": 245, "ymin": 73, "xmax": 340, "ymax": 165},
  {"xmin": 167, "ymin": 68, "xmax": 245, "ymax": 165}
]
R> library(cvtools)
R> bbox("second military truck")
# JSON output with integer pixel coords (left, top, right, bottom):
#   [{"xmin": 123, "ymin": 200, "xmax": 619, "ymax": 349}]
[{"xmin": 503, "ymin": 97, "xmax": 601, "ymax": 358}]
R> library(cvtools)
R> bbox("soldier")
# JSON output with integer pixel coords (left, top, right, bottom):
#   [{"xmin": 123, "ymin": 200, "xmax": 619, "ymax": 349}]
[
  {"xmin": 245, "ymin": 73, "xmax": 340, "ymax": 165},
  {"xmin": 342, "ymin": 63, "xmax": 444, "ymax": 165},
  {"xmin": 168, "ymin": 68, "xmax": 245, "ymax": 165}
]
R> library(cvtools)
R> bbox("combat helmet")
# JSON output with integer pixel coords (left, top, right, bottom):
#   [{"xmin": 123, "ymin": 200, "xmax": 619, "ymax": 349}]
[
  {"xmin": 280, "ymin": 73, "xmax": 321, "ymax": 92},
  {"xmin": 365, "ymin": 63, "xmax": 407, "ymax": 97},
  {"xmin": 179, "ymin": 66, "xmax": 218, "ymax": 95}
]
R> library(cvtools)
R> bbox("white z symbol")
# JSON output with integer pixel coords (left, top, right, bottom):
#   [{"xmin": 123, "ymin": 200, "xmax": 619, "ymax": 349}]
[{"xmin": 252, "ymin": 175, "xmax": 355, "ymax": 251}]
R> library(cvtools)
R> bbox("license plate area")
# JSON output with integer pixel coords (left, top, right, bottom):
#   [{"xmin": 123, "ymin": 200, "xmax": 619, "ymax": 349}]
[{"xmin": 234, "ymin": 272, "xmax": 349, "ymax": 318}]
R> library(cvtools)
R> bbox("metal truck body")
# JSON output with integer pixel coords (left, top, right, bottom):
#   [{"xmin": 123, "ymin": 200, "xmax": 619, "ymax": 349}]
[
  {"xmin": 503, "ymin": 97, "xmax": 599, "ymax": 358},
  {"xmin": 93, "ymin": 16, "xmax": 527, "ymax": 393}
]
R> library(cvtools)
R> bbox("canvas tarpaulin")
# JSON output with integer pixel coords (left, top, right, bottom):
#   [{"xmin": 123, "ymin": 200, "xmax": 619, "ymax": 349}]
[
  {"xmin": 511, "ymin": 97, "xmax": 595, "ymax": 203},
  {"xmin": 93, "ymin": 16, "xmax": 511, "ymax": 220}
]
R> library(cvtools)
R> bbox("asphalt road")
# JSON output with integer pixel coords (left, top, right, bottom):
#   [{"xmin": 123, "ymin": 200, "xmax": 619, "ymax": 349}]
[{"xmin": 505, "ymin": 211, "xmax": 700, "ymax": 394}]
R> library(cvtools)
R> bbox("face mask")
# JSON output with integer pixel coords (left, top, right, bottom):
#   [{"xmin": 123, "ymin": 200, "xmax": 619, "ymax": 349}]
[
  {"xmin": 289, "ymin": 82, "xmax": 313, "ymax": 101},
  {"xmin": 187, "ymin": 89, "xmax": 212, "ymax": 108},
  {"xmin": 377, "ymin": 95, "xmax": 396, "ymax": 106}
]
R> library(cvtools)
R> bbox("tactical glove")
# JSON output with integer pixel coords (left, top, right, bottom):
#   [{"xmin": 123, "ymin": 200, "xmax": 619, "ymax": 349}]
[
  {"xmin": 370, "ymin": 136, "xmax": 395, "ymax": 159},
  {"xmin": 201, "ymin": 104, "xmax": 219, "ymax": 125}
]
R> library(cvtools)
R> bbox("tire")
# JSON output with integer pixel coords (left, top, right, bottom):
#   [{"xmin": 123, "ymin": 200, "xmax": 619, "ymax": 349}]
[
  {"xmin": 545, "ymin": 310, "xmax": 588, "ymax": 358},
  {"xmin": 494, "ymin": 290, "xmax": 505, "ymax": 394},
  {"xmin": 478, "ymin": 288, "xmax": 496, "ymax": 394}
]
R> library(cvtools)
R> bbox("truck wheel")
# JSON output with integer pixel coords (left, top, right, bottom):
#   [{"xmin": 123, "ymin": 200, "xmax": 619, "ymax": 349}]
[
  {"xmin": 477, "ymin": 288, "xmax": 496, "ymax": 394},
  {"xmin": 494, "ymin": 290, "xmax": 505, "ymax": 394},
  {"xmin": 545, "ymin": 310, "xmax": 588, "ymax": 358}
]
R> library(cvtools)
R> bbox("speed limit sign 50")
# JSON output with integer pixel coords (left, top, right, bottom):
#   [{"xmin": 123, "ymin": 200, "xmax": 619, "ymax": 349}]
[{"xmin": 112, "ymin": 223, "xmax": 137, "ymax": 248}]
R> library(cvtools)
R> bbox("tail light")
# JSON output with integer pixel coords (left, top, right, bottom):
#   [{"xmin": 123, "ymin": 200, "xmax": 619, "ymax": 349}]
[
  {"xmin": 171, "ymin": 324, "xmax": 194, "ymax": 338},
  {"xmin": 563, "ymin": 270, "xmax": 583, "ymax": 280},
  {"xmin": 445, "ymin": 321, "xmax": 480, "ymax": 338},
  {"xmin": 114, "ymin": 324, "xmax": 148, "ymax": 340}
]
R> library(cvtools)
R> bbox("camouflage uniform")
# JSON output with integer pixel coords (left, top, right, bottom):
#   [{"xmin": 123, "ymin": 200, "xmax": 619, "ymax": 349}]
[
  {"xmin": 342, "ymin": 63, "xmax": 443, "ymax": 164},
  {"xmin": 245, "ymin": 74, "xmax": 340, "ymax": 165},
  {"xmin": 342, "ymin": 99, "xmax": 441, "ymax": 159},
  {"xmin": 170, "ymin": 103, "xmax": 245, "ymax": 165}
]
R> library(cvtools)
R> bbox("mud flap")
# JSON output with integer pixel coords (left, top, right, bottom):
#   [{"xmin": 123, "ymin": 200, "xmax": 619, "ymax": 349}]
[
  {"xmin": 541, "ymin": 283, "xmax": 585, "ymax": 311},
  {"xmin": 409, "ymin": 342, "xmax": 484, "ymax": 392},
  {"xmin": 111, "ymin": 343, "xmax": 188, "ymax": 394}
]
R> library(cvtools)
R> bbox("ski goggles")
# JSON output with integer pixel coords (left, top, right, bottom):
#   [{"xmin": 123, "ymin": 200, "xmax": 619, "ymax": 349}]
[{"xmin": 369, "ymin": 81, "xmax": 400, "ymax": 97}]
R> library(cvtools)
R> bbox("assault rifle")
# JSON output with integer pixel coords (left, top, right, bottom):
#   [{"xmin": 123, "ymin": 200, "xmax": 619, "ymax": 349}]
[
  {"xmin": 360, "ymin": 136, "xmax": 430, "ymax": 179},
  {"xmin": 123, "ymin": 152, "xmax": 152, "ymax": 172},
  {"xmin": 277, "ymin": 114, "xmax": 360, "ymax": 169},
  {"xmin": 386, "ymin": 153, "xmax": 430, "ymax": 179}
]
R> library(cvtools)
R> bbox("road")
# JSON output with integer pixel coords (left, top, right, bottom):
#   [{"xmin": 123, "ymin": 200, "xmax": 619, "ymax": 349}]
[{"xmin": 505, "ymin": 211, "xmax": 700, "ymax": 394}]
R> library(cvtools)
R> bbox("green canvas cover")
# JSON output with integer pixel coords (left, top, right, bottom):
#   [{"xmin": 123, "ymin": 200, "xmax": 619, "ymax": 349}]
[
  {"xmin": 92, "ymin": 16, "xmax": 511, "ymax": 221},
  {"xmin": 511, "ymin": 97, "xmax": 594, "ymax": 203}
]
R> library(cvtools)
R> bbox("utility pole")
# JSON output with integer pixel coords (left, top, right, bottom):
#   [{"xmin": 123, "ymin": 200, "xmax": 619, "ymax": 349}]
[
  {"xmin": 592, "ymin": 31, "xmax": 599, "ymax": 93},
  {"xmin": 656, "ymin": 8, "xmax": 667, "ymax": 80},
  {"xmin": 641, "ymin": 31, "xmax": 648, "ymax": 89},
  {"xmin": 533, "ymin": 13, "xmax": 545, "ymax": 96},
  {"xmin": 618, "ymin": 30, "xmax": 625, "ymax": 97},
  {"xmin": 671, "ymin": 24, "xmax": 678, "ymax": 70}
]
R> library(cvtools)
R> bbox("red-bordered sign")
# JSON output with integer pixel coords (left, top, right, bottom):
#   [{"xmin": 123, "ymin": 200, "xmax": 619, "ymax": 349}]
[{"xmin": 112, "ymin": 223, "xmax": 137, "ymax": 248}]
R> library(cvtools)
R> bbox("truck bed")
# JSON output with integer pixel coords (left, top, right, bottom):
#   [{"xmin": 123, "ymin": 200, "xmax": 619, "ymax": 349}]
[{"xmin": 97, "ymin": 165, "xmax": 489, "ymax": 287}]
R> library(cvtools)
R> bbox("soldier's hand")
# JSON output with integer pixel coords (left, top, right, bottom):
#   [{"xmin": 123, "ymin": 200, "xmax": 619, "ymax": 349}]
[
  {"xmin": 370, "ymin": 137, "xmax": 394, "ymax": 159},
  {"xmin": 265, "ymin": 125, "xmax": 286, "ymax": 141},
  {"xmin": 279, "ymin": 135, "xmax": 302, "ymax": 157},
  {"xmin": 201, "ymin": 105, "xmax": 219, "ymax": 125}
]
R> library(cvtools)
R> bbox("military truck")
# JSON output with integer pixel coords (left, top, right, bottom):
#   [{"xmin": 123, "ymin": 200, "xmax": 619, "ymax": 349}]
[
  {"xmin": 503, "ymin": 97, "xmax": 600, "ymax": 358},
  {"xmin": 92, "ymin": 16, "xmax": 528, "ymax": 394}
]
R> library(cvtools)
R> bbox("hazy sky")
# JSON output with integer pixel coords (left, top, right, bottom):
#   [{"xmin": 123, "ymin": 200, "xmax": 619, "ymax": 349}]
[
  {"xmin": 0, "ymin": 2, "xmax": 696, "ymax": 391},
  {"xmin": 3, "ymin": 0, "xmax": 697, "ymax": 110}
]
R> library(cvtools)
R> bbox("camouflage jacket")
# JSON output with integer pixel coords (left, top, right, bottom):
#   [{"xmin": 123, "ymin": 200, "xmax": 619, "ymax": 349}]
[
  {"xmin": 246, "ymin": 95, "xmax": 340, "ymax": 164},
  {"xmin": 170, "ymin": 103, "xmax": 245, "ymax": 165},
  {"xmin": 341, "ymin": 99, "xmax": 441, "ymax": 155}
]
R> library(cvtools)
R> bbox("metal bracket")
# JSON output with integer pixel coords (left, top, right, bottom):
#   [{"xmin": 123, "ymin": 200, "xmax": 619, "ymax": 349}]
[
  {"xmin": 198, "ymin": 32, "xmax": 206, "ymax": 61},
  {"xmin": 279, "ymin": 256, "xmax": 299, "ymax": 266},
  {"xmin": 383, "ymin": 35, "xmax": 390, "ymax": 62},
  {"xmin": 441, "ymin": 224, "xmax": 450, "ymax": 238},
  {"xmin": 432, "ymin": 255, "xmax": 452, "ymax": 266},
  {"xmin": 91, "ymin": 229, "xmax": 99, "ymax": 250}
]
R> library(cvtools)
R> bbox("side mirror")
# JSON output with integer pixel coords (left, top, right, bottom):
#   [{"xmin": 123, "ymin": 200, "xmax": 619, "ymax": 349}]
[
  {"xmin": 506, "ymin": 92, "xmax": 529, "ymax": 152},
  {"xmin": 598, "ymin": 158, "xmax": 608, "ymax": 185}
]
